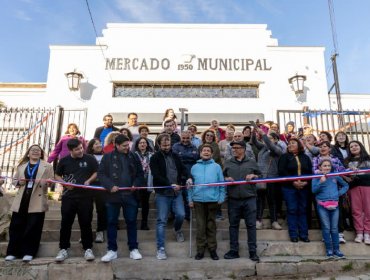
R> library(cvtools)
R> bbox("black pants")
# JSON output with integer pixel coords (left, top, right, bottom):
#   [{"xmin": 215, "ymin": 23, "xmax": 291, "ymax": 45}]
[
  {"xmin": 139, "ymin": 189, "xmax": 151, "ymax": 223},
  {"xmin": 256, "ymin": 183, "xmax": 278, "ymax": 222},
  {"xmin": 7, "ymin": 211, "xmax": 45, "ymax": 257},
  {"xmin": 228, "ymin": 197, "xmax": 257, "ymax": 253},
  {"xmin": 59, "ymin": 196, "xmax": 93, "ymax": 250},
  {"xmin": 92, "ymin": 191, "xmax": 107, "ymax": 232}
]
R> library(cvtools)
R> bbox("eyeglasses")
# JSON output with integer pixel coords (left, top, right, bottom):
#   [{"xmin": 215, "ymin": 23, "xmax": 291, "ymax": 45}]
[{"xmin": 205, "ymin": 134, "xmax": 214, "ymax": 137}]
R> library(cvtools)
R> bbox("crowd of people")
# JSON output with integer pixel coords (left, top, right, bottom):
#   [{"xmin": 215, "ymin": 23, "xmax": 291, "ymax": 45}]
[{"xmin": 2, "ymin": 108, "xmax": 370, "ymax": 263}]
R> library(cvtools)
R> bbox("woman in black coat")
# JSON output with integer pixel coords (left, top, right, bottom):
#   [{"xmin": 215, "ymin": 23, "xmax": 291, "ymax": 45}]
[{"xmin": 278, "ymin": 138, "xmax": 313, "ymax": 243}]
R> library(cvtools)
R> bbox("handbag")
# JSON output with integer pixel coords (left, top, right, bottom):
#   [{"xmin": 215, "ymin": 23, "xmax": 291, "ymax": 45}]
[
  {"xmin": 256, "ymin": 182, "xmax": 267, "ymax": 190},
  {"xmin": 255, "ymin": 158, "xmax": 272, "ymax": 191}
]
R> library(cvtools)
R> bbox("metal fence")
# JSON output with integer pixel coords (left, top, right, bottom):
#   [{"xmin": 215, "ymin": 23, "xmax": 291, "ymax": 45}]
[
  {"xmin": 277, "ymin": 109, "xmax": 370, "ymax": 151},
  {"xmin": 0, "ymin": 106, "xmax": 87, "ymax": 190}
]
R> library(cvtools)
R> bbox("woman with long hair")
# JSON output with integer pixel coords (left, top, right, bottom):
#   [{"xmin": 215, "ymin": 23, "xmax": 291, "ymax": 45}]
[
  {"xmin": 5, "ymin": 144, "xmax": 54, "ymax": 262},
  {"xmin": 47, "ymin": 123, "xmax": 87, "ymax": 163},
  {"xmin": 200, "ymin": 129, "xmax": 221, "ymax": 165},
  {"xmin": 252, "ymin": 129, "xmax": 284, "ymax": 230},
  {"xmin": 162, "ymin": 108, "xmax": 178, "ymax": 131},
  {"xmin": 86, "ymin": 138, "xmax": 107, "ymax": 243},
  {"xmin": 344, "ymin": 140, "xmax": 370, "ymax": 244},
  {"xmin": 278, "ymin": 138, "xmax": 313, "ymax": 243},
  {"xmin": 134, "ymin": 137, "xmax": 154, "ymax": 230},
  {"xmin": 103, "ymin": 131, "xmax": 121, "ymax": 153},
  {"xmin": 333, "ymin": 131, "xmax": 350, "ymax": 163}
]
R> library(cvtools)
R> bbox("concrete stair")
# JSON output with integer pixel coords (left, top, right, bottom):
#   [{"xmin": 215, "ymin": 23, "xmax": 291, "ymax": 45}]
[{"xmin": 2, "ymin": 199, "xmax": 370, "ymax": 280}]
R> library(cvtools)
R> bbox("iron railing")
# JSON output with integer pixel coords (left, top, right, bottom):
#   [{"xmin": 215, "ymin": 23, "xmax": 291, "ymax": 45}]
[
  {"xmin": 277, "ymin": 109, "xmax": 370, "ymax": 150},
  {"xmin": 0, "ymin": 106, "xmax": 87, "ymax": 191}
]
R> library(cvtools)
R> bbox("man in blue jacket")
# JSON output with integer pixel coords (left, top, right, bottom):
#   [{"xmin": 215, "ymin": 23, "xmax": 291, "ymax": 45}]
[{"xmin": 173, "ymin": 131, "xmax": 199, "ymax": 221}]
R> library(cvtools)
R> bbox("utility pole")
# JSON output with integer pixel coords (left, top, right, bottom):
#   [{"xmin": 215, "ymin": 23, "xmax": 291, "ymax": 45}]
[{"xmin": 328, "ymin": 0, "xmax": 344, "ymax": 127}]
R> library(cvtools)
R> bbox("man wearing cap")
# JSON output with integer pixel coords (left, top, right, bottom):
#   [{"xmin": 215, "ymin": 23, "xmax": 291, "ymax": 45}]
[{"xmin": 223, "ymin": 140, "xmax": 262, "ymax": 262}]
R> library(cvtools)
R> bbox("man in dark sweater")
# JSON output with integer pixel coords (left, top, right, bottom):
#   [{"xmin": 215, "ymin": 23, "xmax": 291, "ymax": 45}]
[
  {"xmin": 98, "ymin": 134, "xmax": 145, "ymax": 262},
  {"xmin": 223, "ymin": 140, "xmax": 262, "ymax": 262},
  {"xmin": 150, "ymin": 134, "xmax": 189, "ymax": 260}
]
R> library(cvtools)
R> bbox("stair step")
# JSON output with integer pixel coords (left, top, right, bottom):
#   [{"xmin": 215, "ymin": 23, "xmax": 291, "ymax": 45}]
[
  {"xmin": 1, "ymin": 240, "xmax": 368, "ymax": 258},
  {"xmin": 2, "ymin": 255, "xmax": 370, "ymax": 280}
]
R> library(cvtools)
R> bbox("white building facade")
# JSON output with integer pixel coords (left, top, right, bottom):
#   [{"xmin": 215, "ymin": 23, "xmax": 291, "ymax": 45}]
[{"xmin": 1, "ymin": 23, "xmax": 368, "ymax": 138}]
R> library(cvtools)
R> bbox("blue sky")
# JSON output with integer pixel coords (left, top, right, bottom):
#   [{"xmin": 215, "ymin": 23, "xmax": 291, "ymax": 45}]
[{"xmin": 1, "ymin": 0, "xmax": 370, "ymax": 93}]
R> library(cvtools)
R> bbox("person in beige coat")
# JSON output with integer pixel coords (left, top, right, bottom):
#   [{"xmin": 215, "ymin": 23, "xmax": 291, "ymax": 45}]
[{"xmin": 5, "ymin": 144, "xmax": 54, "ymax": 262}]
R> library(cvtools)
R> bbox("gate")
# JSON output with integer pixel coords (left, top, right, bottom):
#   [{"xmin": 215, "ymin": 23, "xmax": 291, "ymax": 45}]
[
  {"xmin": 277, "ymin": 109, "xmax": 370, "ymax": 150},
  {"xmin": 0, "ymin": 106, "xmax": 87, "ymax": 190}
]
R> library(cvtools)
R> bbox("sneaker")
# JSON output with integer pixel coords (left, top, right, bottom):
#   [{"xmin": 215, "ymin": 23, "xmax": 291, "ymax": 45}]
[
  {"xmin": 364, "ymin": 233, "xmax": 370, "ymax": 245},
  {"xmin": 156, "ymin": 247, "xmax": 167, "ymax": 260},
  {"xmin": 216, "ymin": 214, "xmax": 224, "ymax": 221},
  {"xmin": 339, "ymin": 233, "xmax": 346, "ymax": 244},
  {"xmin": 129, "ymin": 249, "xmax": 142, "ymax": 260},
  {"xmin": 326, "ymin": 250, "xmax": 334, "ymax": 259},
  {"xmin": 55, "ymin": 249, "xmax": 68, "ymax": 262},
  {"xmin": 95, "ymin": 231, "xmax": 104, "ymax": 243},
  {"xmin": 333, "ymin": 250, "xmax": 346, "ymax": 259},
  {"xmin": 84, "ymin": 249, "xmax": 95, "ymax": 261},
  {"xmin": 272, "ymin": 221, "xmax": 282, "ymax": 230},
  {"xmin": 22, "ymin": 255, "xmax": 33, "ymax": 262},
  {"xmin": 175, "ymin": 230, "xmax": 185, "ymax": 242},
  {"xmin": 5, "ymin": 255, "xmax": 16, "ymax": 261},
  {"xmin": 224, "ymin": 250, "xmax": 240, "ymax": 259},
  {"xmin": 101, "ymin": 250, "xmax": 117, "ymax": 262},
  {"xmin": 256, "ymin": 220, "xmax": 263, "ymax": 230},
  {"xmin": 355, "ymin": 233, "xmax": 364, "ymax": 243}
]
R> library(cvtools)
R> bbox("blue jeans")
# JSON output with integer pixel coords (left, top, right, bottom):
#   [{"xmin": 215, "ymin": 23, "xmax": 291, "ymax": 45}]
[
  {"xmin": 155, "ymin": 193, "xmax": 185, "ymax": 249},
  {"xmin": 282, "ymin": 187, "xmax": 309, "ymax": 239},
  {"xmin": 317, "ymin": 203, "xmax": 340, "ymax": 252},
  {"xmin": 106, "ymin": 193, "xmax": 138, "ymax": 251}
]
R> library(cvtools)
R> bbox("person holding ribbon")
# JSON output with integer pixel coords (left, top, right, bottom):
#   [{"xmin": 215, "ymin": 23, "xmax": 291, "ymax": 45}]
[
  {"xmin": 98, "ymin": 134, "xmax": 145, "ymax": 262},
  {"xmin": 134, "ymin": 136, "xmax": 154, "ymax": 230},
  {"xmin": 188, "ymin": 144, "xmax": 225, "ymax": 260},
  {"xmin": 344, "ymin": 140, "xmax": 370, "ymax": 244},
  {"xmin": 54, "ymin": 138, "xmax": 98, "ymax": 262},
  {"xmin": 5, "ymin": 144, "xmax": 54, "ymax": 262},
  {"xmin": 223, "ymin": 140, "xmax": 261, "ymax": 262},
  {"xmin": 312, "ymin": 159, "xmax": 348, "ymax": 259},
  {"xmin": 150, "ymin": 133, "xmax": 189, "ymax": 260}
]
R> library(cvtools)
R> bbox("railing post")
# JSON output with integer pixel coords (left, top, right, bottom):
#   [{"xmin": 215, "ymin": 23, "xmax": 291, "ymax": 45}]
[
  {"xmin": 179, "ymin": 108, "xmax": 188, "ymax": 132},
  {"xmin": 52, "ymin": 106, "xmax": 64, "ymax": 171}
]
